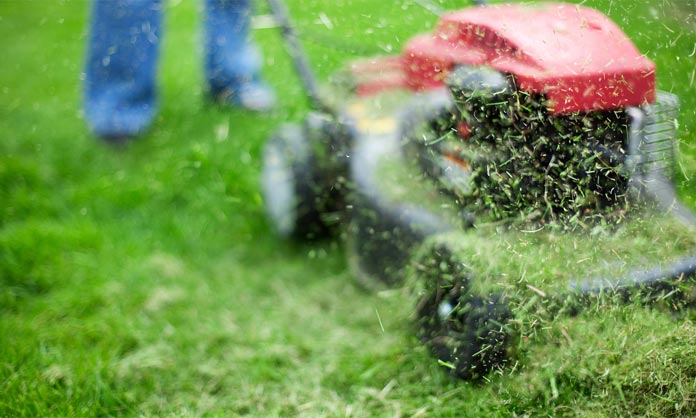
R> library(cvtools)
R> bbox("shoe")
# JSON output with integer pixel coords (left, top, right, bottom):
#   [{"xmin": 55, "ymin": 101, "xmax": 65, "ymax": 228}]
[
  {"xmin": 97, "ymin": 134, "xmax": 137, "ymax": 148},
  {"xmin": 212, "ymin": 81, "xmax": 276, "ymax": 112},
  {"xmin": 85, "ymin": 100, "xmax": 156, "ymax": 143}
]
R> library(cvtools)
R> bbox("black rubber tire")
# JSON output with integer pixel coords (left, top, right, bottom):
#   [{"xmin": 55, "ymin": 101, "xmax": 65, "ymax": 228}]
[
  {"xmin": 261, "ymin": 124, "xmax": 338, "ymax": 240},
  {"xmin": 413, "ymin": 239, "xmax": 512, "ymax": 380}
]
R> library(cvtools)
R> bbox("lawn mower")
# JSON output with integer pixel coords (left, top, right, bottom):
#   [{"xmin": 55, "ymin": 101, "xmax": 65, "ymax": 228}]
[{"xmin": 261, "ymin": 0, "xmax": 696, "ymax": 379}]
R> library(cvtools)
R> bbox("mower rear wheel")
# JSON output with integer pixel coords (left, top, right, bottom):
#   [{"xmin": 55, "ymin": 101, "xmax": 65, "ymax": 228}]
[{"xmin": 261, "ymin": 124, "xmax": 336, "ymax": 239}]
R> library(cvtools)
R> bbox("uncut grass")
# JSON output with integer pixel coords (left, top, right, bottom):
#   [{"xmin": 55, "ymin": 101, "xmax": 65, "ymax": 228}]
[
  {"xmin": 1, "ymin": 0, "xmax": 696, "ymax": 416},
  {"xmin": 487, "ymin": 306, "xmax": 696, "ymax": 417}
]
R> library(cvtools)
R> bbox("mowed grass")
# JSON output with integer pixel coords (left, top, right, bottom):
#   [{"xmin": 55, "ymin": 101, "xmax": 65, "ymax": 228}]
[{"xmin": 1, "ymin": 0, "xmax": 696, "ymax": 416}]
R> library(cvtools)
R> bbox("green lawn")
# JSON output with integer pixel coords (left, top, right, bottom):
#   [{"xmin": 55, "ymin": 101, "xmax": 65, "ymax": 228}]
[{"xmin": 1, "ymin": 0, "xmax": 696, "ymax": 416}]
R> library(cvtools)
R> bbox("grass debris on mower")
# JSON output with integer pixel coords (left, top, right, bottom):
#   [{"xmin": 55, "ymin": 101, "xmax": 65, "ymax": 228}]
[{"xmin": 262, "ymin": 1, "xmax": 696, "ymax": 380}]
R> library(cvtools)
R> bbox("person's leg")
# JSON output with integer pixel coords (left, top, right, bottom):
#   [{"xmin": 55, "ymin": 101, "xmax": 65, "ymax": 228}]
[
  {"xmin": 204, "ymin": 0, "xmax": 275, "ymax": 111},
  {"xmin": 84, "ymin": 0, "xmax": 163, "ymax": 140}
]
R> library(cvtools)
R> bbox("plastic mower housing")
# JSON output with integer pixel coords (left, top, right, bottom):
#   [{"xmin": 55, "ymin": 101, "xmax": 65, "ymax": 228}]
[
  {"xmin": 262, "ymin": 2, "xmax": 695, "ymax": 380},
  {"xmin": 402, "ymin": 3, "xmax": 656, "ymax": 114}
]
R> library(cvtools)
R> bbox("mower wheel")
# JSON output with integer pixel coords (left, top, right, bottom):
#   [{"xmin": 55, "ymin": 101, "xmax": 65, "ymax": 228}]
[
  {"xmin": 261, "ymin": 124, "xmax": 338, "ymax": 239},
  {"xmin": 413, "ymin": 240, "xmax": 512, "ymax": 380}
]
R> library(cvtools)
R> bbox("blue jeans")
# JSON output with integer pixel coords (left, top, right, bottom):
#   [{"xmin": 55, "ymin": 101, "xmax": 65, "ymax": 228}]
[{"xmin": 84, "ymin": 0, "xmax": 261, "ymax": 138}]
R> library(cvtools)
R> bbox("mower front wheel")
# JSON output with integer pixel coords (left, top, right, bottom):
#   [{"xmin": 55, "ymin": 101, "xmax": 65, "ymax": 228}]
[{"xmin": 413, "ymin": 238, "xmax": 512, "ymax": 380}]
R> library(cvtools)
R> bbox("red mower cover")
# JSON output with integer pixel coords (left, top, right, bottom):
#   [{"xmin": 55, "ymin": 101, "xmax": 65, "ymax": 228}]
[
  {"xmin": 350, "ymin": 3, "xmax": 655, "ymax": 114},
  {"xmin": 404, "ymin": 3, "xmax": 656, "ymax": 113}
]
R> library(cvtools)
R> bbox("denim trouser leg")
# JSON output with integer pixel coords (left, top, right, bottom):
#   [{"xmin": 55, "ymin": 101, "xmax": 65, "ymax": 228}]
[
  {"xmin": 84, "ymin": 0, "xmax": 162, "ymax": 138},
  {"xmin": 204, "ymin": 0, "xmax": 261, "ymax": 95}
]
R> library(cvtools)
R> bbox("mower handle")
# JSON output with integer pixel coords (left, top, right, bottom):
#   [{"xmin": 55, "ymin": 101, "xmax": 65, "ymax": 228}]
[{"xmin": 267, "ymin": 0, "xmax": 334, "ymax": 114}]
